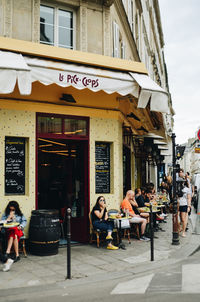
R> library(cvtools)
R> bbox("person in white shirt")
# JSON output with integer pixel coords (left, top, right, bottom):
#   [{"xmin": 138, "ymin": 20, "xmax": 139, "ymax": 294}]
[
  {"xmin": 178, "ymin": 180, "xmax": 191, "ymax": 237},
  {"xmin": 185, "ymin": 172, "xmax": 194, "ymax": 198}
]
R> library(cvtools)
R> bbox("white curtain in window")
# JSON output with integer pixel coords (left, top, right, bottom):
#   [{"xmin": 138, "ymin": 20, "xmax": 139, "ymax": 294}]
[
  {"xmin": 127, "ymin": 0, "xmax": 132, "ymax": 25},
  {"xmin": 113, "ymin": 21, "xmax": 119, "ymax": 58},
  {"xmin": 121, "ymin": 41, "xmax": 126, "ymax": 59}
]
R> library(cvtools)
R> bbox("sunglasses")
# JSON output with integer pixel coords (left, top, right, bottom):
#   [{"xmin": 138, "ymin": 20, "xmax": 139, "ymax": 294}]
[{"xmin": 100, "ymin": 198, "xmax": 105, "ymax": 202}]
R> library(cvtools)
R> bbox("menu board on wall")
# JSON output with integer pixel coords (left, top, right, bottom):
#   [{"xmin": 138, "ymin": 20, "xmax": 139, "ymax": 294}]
[
  {"xmin": 95, "ymin": 142, "xmax": 110, "ymax": 193},
  {"xmin": 5, "ymin": 137, "xmax": 26, "ymax": 195}
]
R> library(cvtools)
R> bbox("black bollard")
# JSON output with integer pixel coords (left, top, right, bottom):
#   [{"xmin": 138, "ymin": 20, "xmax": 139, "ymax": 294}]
[
  {"xmin": 66, "ymin": 208, "xmax": 71, "ymax": 279},
  {"xmin": 171, "ymin": 133, "xmax": 180, "ymax": 245},
  {"xmin": 150, "ymin": 204, "xmax": 154, "ymax": 261}
]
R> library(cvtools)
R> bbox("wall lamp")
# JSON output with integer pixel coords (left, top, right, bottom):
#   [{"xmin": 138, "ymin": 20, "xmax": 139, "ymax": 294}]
[{"xmin": 60, "ymin": 94, "xmax": 76, "ymax": 103}]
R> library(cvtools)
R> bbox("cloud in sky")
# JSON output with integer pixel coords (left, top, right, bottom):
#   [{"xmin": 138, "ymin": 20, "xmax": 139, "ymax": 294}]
[{"xmin": 159, "ymin": 0, "xmax": 200, "ymax": 144}]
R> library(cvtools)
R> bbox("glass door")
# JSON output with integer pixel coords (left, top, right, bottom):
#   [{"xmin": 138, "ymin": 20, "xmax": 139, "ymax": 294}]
[{"xmin": 37, "ymin": 114, "xmax": 89, "ymax": 242}]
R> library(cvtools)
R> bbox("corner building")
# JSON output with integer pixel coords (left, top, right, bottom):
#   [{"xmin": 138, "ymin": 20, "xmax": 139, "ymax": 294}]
[{"xmin": 0, "ymin": 0, "xmax": 173, "ymax": 242}]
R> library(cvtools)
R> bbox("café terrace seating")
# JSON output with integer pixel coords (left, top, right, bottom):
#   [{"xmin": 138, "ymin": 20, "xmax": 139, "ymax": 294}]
[{"xmin": 88, "ymin": 212, "xmax": 119, "ymax": 248}]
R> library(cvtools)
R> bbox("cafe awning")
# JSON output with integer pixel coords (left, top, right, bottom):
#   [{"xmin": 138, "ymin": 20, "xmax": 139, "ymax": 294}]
[
  {"xmin": 0, "ymin": 51, "xmax": 31, "ymax": 95},
  {"xmin": 153, "ymin": 139, "xmax": 167, "ymax": 145},
  {"xmin": 0, "ymin": 49, "xmax": 169, "ymax": 113}
]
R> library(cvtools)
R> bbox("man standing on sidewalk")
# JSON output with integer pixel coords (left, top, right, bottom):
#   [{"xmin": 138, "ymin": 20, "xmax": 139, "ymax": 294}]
[{"xmin": 121, "ymin": 190, "xmax": 150, "ymax": 241}]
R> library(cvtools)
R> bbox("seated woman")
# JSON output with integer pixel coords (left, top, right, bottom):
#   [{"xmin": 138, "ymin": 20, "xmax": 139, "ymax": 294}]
[
  {"xmin": 91, "ymin": 196, "xmax": 118, "ymax": 250},
  {"xmin": 1, "ymin": 200, "xmax": 27, "ymax": 262}
]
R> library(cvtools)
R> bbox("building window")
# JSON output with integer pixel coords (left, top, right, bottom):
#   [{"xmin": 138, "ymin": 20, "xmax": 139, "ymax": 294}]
[
  {"xmin": 38, "ymin": 116, "xmax": 62, "ymax": 134},
  {"xmin": 113, "ymin": 21, "xmax": 119, "ymax": 58},
  {"xmin": 120, "ymin": 40, "xmax": 126, "ymax": 59},
  {"xmin": 40, "ymin": 4, "xmax": 75, "ymax": 49},
  {"xmin": 37, "ymin": 114, "xmax": 88, "ymax": 137},
  {"xmin": 113, "ymin": 21, "xmax": 126, "ymax": 59}
]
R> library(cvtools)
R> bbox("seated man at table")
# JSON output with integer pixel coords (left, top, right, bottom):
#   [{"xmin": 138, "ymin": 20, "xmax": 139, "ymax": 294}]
[
  {"xmin": 135, "ymin": 188, "xmax": 150, "ymax": 208},
  {"xmin": 121, "ymin": 190, "xmax": 150, "ymax": 241},
  {"xmin": 134, "ymin": 189, "xmax": 150, "ymax": 223}
]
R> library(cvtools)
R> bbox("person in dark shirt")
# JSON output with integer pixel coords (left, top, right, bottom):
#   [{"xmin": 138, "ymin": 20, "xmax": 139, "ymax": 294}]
[
  {"xmin": 91, "ymin": 196, "xmax": 118, "ymax": 250},
  {"xmin": 135, "ymin": 188, "xmax": 149, "ymax": 208},
  {"xmin": 135, "ymin": 188, "xmax": 149, "ymax": 207},
  {"xmin": 134, "ymin": 188, "xmax": 149, "ymax": 223}
]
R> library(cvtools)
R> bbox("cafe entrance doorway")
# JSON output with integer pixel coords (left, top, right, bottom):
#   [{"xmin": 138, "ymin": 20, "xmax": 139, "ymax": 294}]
[
  {"xmin": 123, "ymin": 146, "xmax": 131, "ymax": 197},
  {"xmin": 36, "ymin": 114, "xmax": 89, "ymax": 242}
]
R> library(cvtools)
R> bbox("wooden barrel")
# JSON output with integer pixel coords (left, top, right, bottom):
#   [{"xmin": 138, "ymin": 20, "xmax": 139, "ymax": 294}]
[{"xmin": 29, "ymin": 209, "xmax": 60, "ymax": 256}]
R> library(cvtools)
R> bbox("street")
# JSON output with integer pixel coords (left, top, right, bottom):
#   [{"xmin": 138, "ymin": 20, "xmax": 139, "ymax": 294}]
[{"xmin": 1, "ymin": 248, "xmax": 200, "ymax": 302}]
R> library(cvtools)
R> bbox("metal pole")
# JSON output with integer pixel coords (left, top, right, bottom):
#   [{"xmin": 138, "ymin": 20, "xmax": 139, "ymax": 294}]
[
  {"xmin": 66, "ymin": 208, "xmax": 71, "ymax": 279},
  {"xmin": 171, "ymin": 133, "xmax": 180, "ymax": 245},
  {"xmin": 148, "ymin": 158, "xmax": 150, "ymax": 183},
  {"xmin": 150, "ymin": 204, "xmax": 154, "ymax": 261}
]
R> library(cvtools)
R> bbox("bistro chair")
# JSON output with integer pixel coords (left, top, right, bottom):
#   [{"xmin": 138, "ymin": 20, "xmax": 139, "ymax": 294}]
[
  {"xmin": 129, "ymin": 223, "xmax": 140, "ymax": 240},
  {"xmin": 120, "ymin": 207, "xmax": 140, "ymax": 240},
  {"xmin": 88, "ymin": 212, "xmax": 119, "ymax": 248},
  {"xmin": 88, "ymin": 212, "xmax": 106, "ymax": 248},
  {"xmin": 19, "ymin": 233, "xmax": 27, "ymax": 257}
]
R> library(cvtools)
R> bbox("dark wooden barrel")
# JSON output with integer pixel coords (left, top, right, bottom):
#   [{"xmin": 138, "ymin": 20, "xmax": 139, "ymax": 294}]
[{"xmin": 29, "ymin": 209, "xmax": 60, "ymax": 256}]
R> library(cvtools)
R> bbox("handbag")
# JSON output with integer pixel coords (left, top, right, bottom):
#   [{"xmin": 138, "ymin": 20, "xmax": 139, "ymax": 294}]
[{"xmin": 114, "ymin": 218, "xmax": 130, "ymax": 229}]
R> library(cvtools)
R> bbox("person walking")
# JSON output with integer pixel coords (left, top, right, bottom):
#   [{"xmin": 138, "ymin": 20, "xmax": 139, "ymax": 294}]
[{"xmin": 178, "ymin": 181, "xmax": 191, "ymax": 237}]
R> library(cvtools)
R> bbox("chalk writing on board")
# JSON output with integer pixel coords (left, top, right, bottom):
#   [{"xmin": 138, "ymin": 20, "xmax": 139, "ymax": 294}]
[
  {"xmin": 95, "ymin": 143, "xmax": 110, "ymax": 194},
  {"xmin": 5, "ymin": 137, "xmax": 25, "ymax": 195}
]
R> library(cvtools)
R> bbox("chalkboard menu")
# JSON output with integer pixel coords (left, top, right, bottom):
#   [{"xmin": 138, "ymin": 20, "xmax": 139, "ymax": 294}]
[
  {"xmin": 5, "ymin": 137, "xmax": 26, "ymax": 194},
  {"xmin": 95, "ymin": 142, "xmax": 110, "ymax": 193}
]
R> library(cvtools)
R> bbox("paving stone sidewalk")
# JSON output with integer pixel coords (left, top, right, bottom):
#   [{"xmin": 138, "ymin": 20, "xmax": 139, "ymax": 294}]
[{"xmin": 0, "ymin": 212, "xmax": 199, "ymax": 291}]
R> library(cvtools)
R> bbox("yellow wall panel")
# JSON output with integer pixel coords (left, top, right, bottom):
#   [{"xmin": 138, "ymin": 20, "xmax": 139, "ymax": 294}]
[
  {"xmin": 90, "ymin": 117, "xmax": 123, "ymax": 211},
  {"xmin": 0, "ymin": 109, "xmax": 36, "ymax": 237}
]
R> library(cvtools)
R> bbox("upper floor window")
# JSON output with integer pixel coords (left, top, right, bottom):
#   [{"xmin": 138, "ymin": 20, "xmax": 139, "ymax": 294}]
[
  {"xmin": 40, "ymin": 4, "xmax": 75, "ymax": 49},
  {"xmin": 113, "ymin": 21, "xmax": 126, "ymax": 59}
]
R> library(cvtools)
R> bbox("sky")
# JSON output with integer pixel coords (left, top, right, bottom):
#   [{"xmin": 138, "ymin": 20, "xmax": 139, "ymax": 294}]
[{"xmin": 159, "ymin": 0, "xmax": 200, "ymax": 144}]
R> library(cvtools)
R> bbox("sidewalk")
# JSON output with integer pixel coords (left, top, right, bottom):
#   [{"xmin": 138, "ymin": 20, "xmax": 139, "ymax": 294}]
[{"xmin": 0, "ymin": 212, "xmax": 199, "ymax": 291}]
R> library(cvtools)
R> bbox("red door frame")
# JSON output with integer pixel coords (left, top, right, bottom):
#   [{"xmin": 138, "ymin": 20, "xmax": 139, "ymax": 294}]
[{"xmin": 35, "ymin": 112, "xmax": 90, "ymax": 242}]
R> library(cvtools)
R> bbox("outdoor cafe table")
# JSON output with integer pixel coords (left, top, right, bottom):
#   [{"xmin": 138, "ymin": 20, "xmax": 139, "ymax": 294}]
[{"xmin": 138, "ymin": 207, "xmax": 160, "ymax": 213}]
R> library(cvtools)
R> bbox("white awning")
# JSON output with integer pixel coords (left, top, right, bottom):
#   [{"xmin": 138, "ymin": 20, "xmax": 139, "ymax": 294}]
[
  {"xmin": 160, "ymin": 151, "xmax": 171, "ymax": 156},
  {"xmin": 0, "ymin": 50, "xmax": 169, "ymax": 113},
  {"xmin": 157, "ymin": 146, "xmax": 168, "ymax": 150},
  {"xmin": 144, "ymin": 133, "xmax": 165, "ymax": 139},
  {"xmin": 153, "ymin": 139, "xmax": 167, "ymax": 145},
  {"xmin": 130, "ymin": 72, "xmax": 169, "ymax": 114},
  {"xmin": 0, "ymin": 51, "xmax": 31, "ymax": 95}
]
